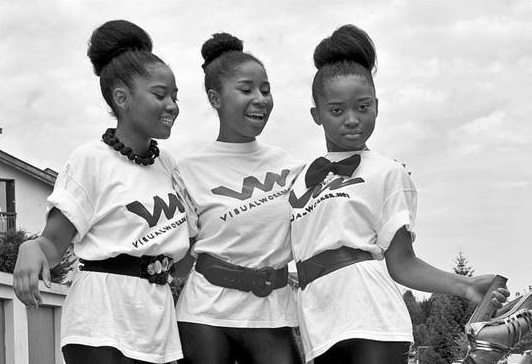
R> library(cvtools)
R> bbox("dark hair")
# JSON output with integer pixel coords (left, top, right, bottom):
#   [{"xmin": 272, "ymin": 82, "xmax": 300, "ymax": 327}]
[
  {"xmin": 312, "ymin": 24, "xmax": 377, "ymax": 103},
  {"xmin": 87, "ymin": 20, "xmax": 165, "ymax": 117},
  {"xmin": 201, "ymin": 32, "xmax": 264, "ymax": 93}
]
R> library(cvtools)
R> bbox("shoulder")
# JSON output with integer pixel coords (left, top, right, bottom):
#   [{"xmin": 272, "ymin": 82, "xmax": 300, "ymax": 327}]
[
  {"xmin": 65, "ymin": 139, "xmax": 108, "ymax": 167},
  {"xmin": 362, "ymin": 151, "xmax": 415, "ymax": 188},
  {"xmin": 363, "ymin": 151, "xmax": 409, "ymax": 174},
  {"xmin": 258, "ymin": 143, "xmax": 305, "ymax": 168},
  {"xmin": 176, "ymin": 143, "xmax": 214, "ymax": 168},
  {"xmin": 157, "ymin": 147, "xmax": 177, "ymax": 172}
]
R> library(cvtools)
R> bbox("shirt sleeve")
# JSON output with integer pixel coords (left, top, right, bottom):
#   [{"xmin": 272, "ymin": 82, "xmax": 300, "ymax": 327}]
[
  {"xmin": 373, "ymin": 164, "xmax": 417, "ymax": 252},
  {"xmin": 46, "ymin": 151, "xmax": 95, "ymax": 243},
  {"xmin": 172, "ymin": 167, "xmax": 199, "ymax": 238}
]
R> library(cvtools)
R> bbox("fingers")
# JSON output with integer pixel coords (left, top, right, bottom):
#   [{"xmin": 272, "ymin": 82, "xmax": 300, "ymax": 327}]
[
  {"xmin": 42, "ymin": 260, "xmax": 51, "ymax": 288},
  {"xmin": 13, "ymin": 240, "xmax": 51, "ymax": 309},
  {"xmin": 490, "ymin": 288, "xmax": 510, "ymax": 309},
  {"xmin": 14, "ymin": 268, "xmax": 42, "ymax": 308}
]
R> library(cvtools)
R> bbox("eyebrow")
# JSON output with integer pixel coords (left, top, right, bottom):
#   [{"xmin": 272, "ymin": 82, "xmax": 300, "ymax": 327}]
[
  {"xmin": 326, "ymin": 97, "xmax": 374, "ymax": 104},
  {"xmin": 151, "ymin": 85, "xmax": 178, "ymax": 93},
  {"xmin": 236, "ymin": 80, "xmax": 270, "ymax": 86}
]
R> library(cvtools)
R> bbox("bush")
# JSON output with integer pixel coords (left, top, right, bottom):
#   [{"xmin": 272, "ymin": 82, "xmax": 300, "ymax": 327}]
[
  {"xmin": 0, "ymin": 229, "xmax": 38, "ymax": 273},
  {"xmin": 0, "ymin": 229, "xmax": 75, "ymax": 284}
]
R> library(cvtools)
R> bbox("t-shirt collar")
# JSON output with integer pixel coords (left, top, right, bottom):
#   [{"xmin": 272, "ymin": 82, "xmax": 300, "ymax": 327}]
[
  {"xmin": 325, "ymin": 148, "xmax": 368, "ymax": 162},
  {"xmin": 212, "ymin": 140, "xmax": 259, "ymax": 153}
]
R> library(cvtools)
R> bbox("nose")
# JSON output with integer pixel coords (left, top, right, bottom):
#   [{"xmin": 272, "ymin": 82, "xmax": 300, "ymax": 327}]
[
  {"xmin": 252, "ymin": 90, "xmax": 268, "ymax": 106},
  {"xmin": 344, "ymin": 111, "xmax": 360, "ymax": 128},
  {"xmin": 167, "ymin": 99, "xmax": 179, "ymax": 118}
]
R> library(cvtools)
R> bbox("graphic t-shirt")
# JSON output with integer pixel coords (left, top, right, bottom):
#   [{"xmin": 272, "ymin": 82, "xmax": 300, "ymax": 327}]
[
  {"xmin": 48, "ymin": 139, "xmax": 190, "ymax": 363},
  {"xmin": 175, "ymin": 141, "xmax": 304, "ymax": 327},
  {"xmin": 290, "ymin": 150, "xmax": 416, "ymax": 361}
]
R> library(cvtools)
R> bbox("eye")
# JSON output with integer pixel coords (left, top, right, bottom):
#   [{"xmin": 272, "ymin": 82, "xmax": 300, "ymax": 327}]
[
  {"xmin": 358, "ymin": 104, "xmax": 370, "ymax": 112},
  {"xmin": 330, "ymin": 107, "xmax": 343, "ymax": 115},
  {"xmin": 153, "ymin": 93, "xmax": 165, "ymax": 100},
  {"xmin": 240, "ymin": 87, "xmax": 251, "ymax": 94}
]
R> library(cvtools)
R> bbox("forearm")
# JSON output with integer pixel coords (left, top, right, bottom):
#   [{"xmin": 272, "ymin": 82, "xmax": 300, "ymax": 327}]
[
  {"xmin": 384, "ymin": 226, "xmax": 472, "ymax": 298},
  {"xmin": 35, "ymin": 207, "xmax": 76, "ymax": 267},
  {"xmin": 387, "ymin": 255, "xmax": 470, "ymax": 297},
  {"xmin": 32, "ymin": 235, "xmax": 70, "ymax": 268}
]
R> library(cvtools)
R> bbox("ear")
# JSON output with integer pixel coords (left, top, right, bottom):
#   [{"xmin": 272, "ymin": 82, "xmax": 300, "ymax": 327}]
[
  {"xmin": 310, "ymin": 107, "xmax": 321, "ymax": 126},
  {"xmin": 207, "ymin": 89, "xmax": 222, "ymax": 110},
  {"xmin": 112, "ymin": 86, "xmax": 130, "ymax": 112}
]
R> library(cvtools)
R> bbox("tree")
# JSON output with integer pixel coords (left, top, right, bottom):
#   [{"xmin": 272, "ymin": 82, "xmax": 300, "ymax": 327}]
[
  {"xmin": 404, "ymin": 290, "xmax": 425, "ymax": 325},
  {"xmin": 453, "ymin": 250, "xmax": 474, "ymax": 277},
  {"xmin": 407, "ymin": 251, "xmax": 479, "ymax": 363}
]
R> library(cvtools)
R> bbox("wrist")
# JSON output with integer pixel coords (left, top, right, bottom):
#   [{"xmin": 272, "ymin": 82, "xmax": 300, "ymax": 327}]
[{"xmin": 457, "ymin": 275, "xmax": 473, "ymax": 299}]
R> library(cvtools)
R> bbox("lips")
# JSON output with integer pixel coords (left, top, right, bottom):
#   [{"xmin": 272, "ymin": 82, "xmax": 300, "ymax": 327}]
[
  {"xmin": 343, "ymin": 131, "xmax": 362, "ymax": 137},
  {"xmin": 245, "ymin": 112, "xmax": 266, "ymax": 121},
  {"xmin": 160, "ymin": 116, "xmax": 175, "ymax": 126}
]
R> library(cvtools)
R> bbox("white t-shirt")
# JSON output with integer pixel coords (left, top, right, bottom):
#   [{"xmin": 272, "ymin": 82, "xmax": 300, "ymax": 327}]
[
  {"xmin": 290, "ymin": 150, "xmax": 416, "ymax": 361},
  {"xmin": 175, "ymin": 141, "xmax": 304, "ymax": 328},
  {"xmin": 48, "ymin": 140, "xmax": 190, "ymax": 363}
]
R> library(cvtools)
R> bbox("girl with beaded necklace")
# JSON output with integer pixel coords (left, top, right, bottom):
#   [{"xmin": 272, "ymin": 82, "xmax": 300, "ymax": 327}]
[
  {"xmin": 14, "ymin": 20, "xmax": 190, "ymax": 364},
  {"xmin": 288, "ymin": 24, "xmax": 523, "ymax": 364},
  {"xmin": 174, "ymin": 33, "xmax": 304, "ymax": 364}
]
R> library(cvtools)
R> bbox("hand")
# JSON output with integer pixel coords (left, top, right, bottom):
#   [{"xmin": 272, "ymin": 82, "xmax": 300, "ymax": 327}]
[
  {"xmin": 13, "ymin": 240, "xmax": 52, "ymax": 308},
  {"xmin": 465, "ymin": 274, "xmax": 510, "ymax": 308}
]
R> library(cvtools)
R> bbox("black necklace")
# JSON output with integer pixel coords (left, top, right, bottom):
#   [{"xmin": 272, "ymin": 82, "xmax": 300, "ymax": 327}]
[{"xmin": 102, "ymin": 128, "xmax": 159, "ymax": 166}]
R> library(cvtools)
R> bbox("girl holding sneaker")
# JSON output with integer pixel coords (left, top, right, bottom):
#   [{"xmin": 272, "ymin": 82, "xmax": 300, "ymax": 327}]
[{"xmin": 289, "ymin": 24, "xmax": 509, "ymax": 364}]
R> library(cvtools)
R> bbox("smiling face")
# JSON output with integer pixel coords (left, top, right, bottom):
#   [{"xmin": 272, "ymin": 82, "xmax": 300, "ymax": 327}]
[
  {"xmin": 118, "ymin": 63, "xmax": 179, "ymax": 146},
  {"xmin": 311, "ymin": 74, "xmax": 378, "ymax": 152},
  {"xmin": 213, "ymin": 60, "xmax": 273, "ymax": 143}
]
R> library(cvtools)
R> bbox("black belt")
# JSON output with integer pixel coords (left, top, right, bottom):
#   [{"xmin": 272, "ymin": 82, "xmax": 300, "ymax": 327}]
[
  {"xmin": 296, "ymin": 246, "xmax": 373, "ymax": 290},
  {"xmin": 79, "ymin": 254, "xmax": 174, "ymax": 285},
  {"xmin": 195, "ymin": 253, "xmax": 288, "ymax": 297}
]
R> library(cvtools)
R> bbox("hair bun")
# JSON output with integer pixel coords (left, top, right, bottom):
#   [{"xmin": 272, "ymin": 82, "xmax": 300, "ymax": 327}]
[
  {"xmin": 88, "ymin": 19, "xmax": 153, "ymax": 76},
  {"xmin": 313, "ymin": 24, "xmax": 376, "ymax": 72},
  {"xmin": 201, "ymin": 32, "xmax": 243, "ymax": 70}
]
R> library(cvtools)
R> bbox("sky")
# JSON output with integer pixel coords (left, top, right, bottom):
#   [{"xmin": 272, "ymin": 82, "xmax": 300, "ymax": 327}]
[{"xmin": 1, "ymin": 0, "xmax": 531, "ymax": 298}]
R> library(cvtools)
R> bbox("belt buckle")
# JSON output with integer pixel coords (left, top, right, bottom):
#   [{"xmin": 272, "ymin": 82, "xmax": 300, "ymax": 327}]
[{"xmin": 250, "ymin": 266, "xmax": 276, "ymax": 297}]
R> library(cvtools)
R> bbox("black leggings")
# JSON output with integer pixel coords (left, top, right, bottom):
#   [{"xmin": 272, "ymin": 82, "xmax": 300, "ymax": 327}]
[
  {"xmin": 62, "ymin": 344, "xmax": 163, "ymax": 364},
  {"xmin": 314, "ymin": 339, "xmax": 410, "ymax": 364},
  {"xmin": 177, "ymin": 322, "xmax": 302, "ymax": 364}
]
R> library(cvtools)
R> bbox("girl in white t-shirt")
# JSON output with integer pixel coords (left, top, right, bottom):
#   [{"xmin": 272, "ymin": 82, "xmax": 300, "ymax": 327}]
[
  {"xmin": 175, "ymin": 33, "xmax": 304, "ymax": 364},
  {"xmin": 289, "ymin": 24, "xmax": 520, "ymax": 364},
  {"xmin": 14, "ymin": 20, "xmax": 190, "ymax": 364}
]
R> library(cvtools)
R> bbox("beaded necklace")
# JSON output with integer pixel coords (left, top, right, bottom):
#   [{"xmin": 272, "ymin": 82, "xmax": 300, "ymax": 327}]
[{"xmin": 102, "ymin": 128, "xmax": 159, "ymax": 166}]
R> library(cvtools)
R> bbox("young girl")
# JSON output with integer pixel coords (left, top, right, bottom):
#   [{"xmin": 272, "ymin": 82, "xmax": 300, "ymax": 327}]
[
  {"xmin": 174, "ymin": 33, "xmax": 304, "ymax": 364},
  {"xmin": 14, "ymin": 20, "xmax": 190, "ymax": 364},
  {"xmin": 289, "ymin": 24, "xmax": 518, "ymax": 364}
]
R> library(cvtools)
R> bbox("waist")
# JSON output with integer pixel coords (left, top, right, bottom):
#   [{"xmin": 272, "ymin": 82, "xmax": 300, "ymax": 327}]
[
  {"xmin": 195, "ymin": 253, "xmax": 289, "ymax": 297},
  {"xmin": 79, "ymin": 254, "xmax": 174, "ymax": 285},
  {"xmin": 296, "ymin": 246, "xmax": 373, "ymax": 290}
]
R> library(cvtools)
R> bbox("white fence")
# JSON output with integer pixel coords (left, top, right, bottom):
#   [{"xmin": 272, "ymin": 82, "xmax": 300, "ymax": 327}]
[{"xmin": 0, "ymin": 272, "xmax": 68, "ymax": 364}]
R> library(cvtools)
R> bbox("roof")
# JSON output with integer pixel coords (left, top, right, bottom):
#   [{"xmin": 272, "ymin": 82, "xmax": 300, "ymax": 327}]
[{"xmin": 0, "ymin": 149, "xmax": 57, "ymax": 186}]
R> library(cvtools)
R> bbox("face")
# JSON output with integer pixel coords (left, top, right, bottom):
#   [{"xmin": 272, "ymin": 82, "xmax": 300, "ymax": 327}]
[
  {"xmin": 120, "ymin": 63, "xmax": 179, "ymax": 142},
  {"xmin": 213, "ymin": 61, "xmax": 273, "ymax": 143},
  {"xmin": 311, "ymin": 74, "xmax": 377, "ymax": 152}
]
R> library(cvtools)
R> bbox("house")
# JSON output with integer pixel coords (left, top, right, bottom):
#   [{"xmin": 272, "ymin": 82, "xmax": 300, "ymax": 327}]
[
  {"xmin": 0, "ymin": 151, "xmax": 67, "ymax": 363},
  {"xmin": 0, "ymin": 149, "xmax": 57, "ymax": 236}
]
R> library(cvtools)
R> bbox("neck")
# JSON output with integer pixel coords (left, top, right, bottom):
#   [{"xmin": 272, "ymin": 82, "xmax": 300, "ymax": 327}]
[
  {"xmin": 326, "ymin": 143, "xmax": 368, "ymax": 153},
  {"xmin": 115, "ymin": 125, "xmax": 151, "ymax": 155}
]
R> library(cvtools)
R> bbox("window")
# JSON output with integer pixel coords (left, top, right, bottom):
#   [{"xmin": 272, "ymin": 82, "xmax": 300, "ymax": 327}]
[{"xmin": 0, "ymin": 179, "xmax": 15, "ymax": 234}]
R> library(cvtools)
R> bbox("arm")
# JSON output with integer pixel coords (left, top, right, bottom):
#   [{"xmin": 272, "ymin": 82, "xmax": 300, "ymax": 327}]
[
  {"xmin": 13, "ymin": 207, "xmax": 76, "ymax": 307},
  {"xmin": 384, "ymin": 226, "xmax": 507, "ymax": 306}
]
